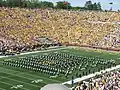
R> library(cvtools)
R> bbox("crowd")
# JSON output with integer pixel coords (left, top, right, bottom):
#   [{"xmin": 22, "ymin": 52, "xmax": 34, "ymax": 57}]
[
  {"xmin": 74, "ymin": 70, "xmax": 120, "ymax": 90},
  {"xmin": 0, "ymin": 7, "xmax": 120, "ymax": 53}
]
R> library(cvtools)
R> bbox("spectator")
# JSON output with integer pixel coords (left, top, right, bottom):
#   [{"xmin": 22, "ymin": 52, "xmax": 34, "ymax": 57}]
[{"xmin": 0, "ymin": 7, "xmax": 120, "ymax": 54}]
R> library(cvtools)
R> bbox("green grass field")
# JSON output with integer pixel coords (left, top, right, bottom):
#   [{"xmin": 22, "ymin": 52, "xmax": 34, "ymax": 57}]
[{"xmin": 0, "ymin": 47, "xmax": 120, "ymax": 90}]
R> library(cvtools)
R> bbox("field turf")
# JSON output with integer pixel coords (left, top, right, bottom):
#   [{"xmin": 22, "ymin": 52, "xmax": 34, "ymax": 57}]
[{"xmin": 0, "ymin": 46, "xmax": 120, "ymax": 90}]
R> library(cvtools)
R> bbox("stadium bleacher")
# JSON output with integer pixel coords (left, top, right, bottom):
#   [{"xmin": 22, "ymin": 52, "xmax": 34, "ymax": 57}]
[
  {"xmin": 74, "ymin": 70, "xmax": 120, "ymax": 90},
  {"xmin": 0, "ymin": 7, "xmax": 120, "ymax": 54}
]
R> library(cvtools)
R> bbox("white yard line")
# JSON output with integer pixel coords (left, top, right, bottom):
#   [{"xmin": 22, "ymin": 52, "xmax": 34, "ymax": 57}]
[
  {"xmin": 0, "ymin": 67, "xmax": 61, "ymax": 83},
  {"xmin": 20, "ymin": 46, "xmax": 67, "ymax": 55},
  {"xmin": 0, "ymin": 87, "xmax": 6, "ymax": 90},
  {"xmin": 62, "ymin": 65, "xmax": 120, "ymax": 85},
  {"xmin": 0, "ymin": 81, "xmax": 29, "ymax": 90},
  {"xmin": 0, "ymin": 75, "xmax": 39, "ymax": 88}
]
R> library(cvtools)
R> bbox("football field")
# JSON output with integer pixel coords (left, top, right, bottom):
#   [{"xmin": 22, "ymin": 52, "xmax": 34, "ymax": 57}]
[{"xmin": 0, "ymin": 46, "xmax": 120, "ymax": 90}]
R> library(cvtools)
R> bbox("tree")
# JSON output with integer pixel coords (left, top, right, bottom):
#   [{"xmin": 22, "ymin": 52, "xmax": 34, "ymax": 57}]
[
  {"xmin": 26, "ymin": 1, "xmax": 33, "ymax": 8},
  {"xmin": 6, "ymin": 0, "xmax": 15, "ymax": 7},
  {"xmin": 72, "ymin": 6, "xmax": 80, "ymax": 10},
  {"xmin": 56, "ymin": 1, "xmax": 71, "ymax": 9},
  {"xmin": 22, "ymin": 0, "xmax": 28, "ymax": 8},
  {"xmin": 38, "ymin": 1, "xmax": 54, "ymax": 9},
  {"xmin": 0, "ymin": 0, "xmax": 53, "ymax": 8},
  {"xmin": 85, "ymin": 0, "xmax": 93, "ymax": 10},
  {"xmin": 15, "ymin": 0, "xmax": 23, "ymax": 7},
  {"xmin": 97, "ymin": 2, "xmax": 102, "ymax": 10},
  {"xmin": 93, "ymin": 3, "xmax": 97, "ymax": 10},
  {"xmin": 84, "ymin": 0, "xmax": 102, "ymax": 10},
  {"xmin": 29, "ymin": 0, "xmax": 39, "ymax": 8},
  {"xmin": 2, "ymin": 0, "xmax": 8, "ymax": 7},
  {"xmin": 6, "ymin": 0, "xmax": 23, "ymax": 7},
  {"xmin": 42, "ymin": 1, "xmax": 54, "ymax": 8},
  {"xmin": 0, "ymin": 0, "xmax": 102, "ymax": 11},
  {"xmin": 0, "ymin": 0, "xmax": 3, "ymax": 7}
]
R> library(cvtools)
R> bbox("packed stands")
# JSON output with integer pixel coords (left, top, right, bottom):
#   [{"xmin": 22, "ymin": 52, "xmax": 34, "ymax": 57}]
[
  {"xmin": 74, "ymin": 70, "xmax": 120, "ymax": 90},
  {"xmin": 0, "ymin": 7, "xmax": 120, "ymax": 54}
]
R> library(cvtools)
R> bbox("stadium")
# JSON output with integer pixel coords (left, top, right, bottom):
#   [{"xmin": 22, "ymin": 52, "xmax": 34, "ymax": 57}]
[{"xmin": 0, "ymin": 0, "xmax": 120, "ymax": 90}]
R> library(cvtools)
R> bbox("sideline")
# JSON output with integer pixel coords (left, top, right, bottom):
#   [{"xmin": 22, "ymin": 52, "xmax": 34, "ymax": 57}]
[
  {"xmin": 62, "ymin": 65, "xmax": 120, "ymax": 85},
  {"xmin": 0, "ymin": 46, "xmax": 69, "ymax": 59}
]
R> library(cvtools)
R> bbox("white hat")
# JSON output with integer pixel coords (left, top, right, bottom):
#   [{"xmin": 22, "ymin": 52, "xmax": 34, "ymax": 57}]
[{"xmin": 41, "ymin": 84, "xmax": 70, "ymax": 90}]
